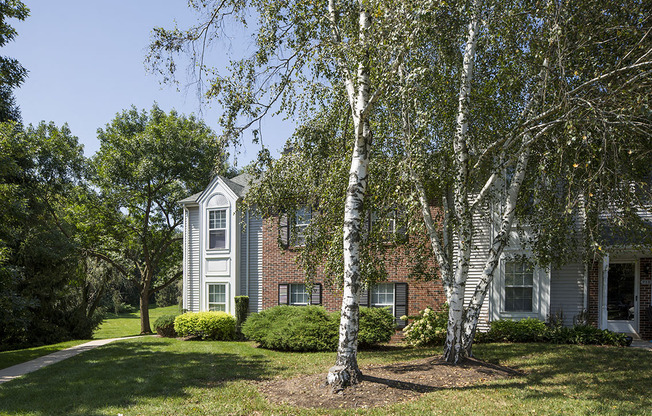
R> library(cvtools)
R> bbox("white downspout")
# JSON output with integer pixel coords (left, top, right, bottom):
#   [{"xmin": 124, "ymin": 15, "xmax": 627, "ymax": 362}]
[
  {"xmin": 246, "ymin": 209, "xmax": 250, "ymax": 298},
  {"xmin": 600, "ymin": 253, "xmax": 610, "ymax": 329}
]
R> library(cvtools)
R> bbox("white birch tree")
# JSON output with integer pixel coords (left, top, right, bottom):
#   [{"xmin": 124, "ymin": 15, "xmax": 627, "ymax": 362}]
[{"xmin": 149, "ymin": 0, "xmax": 426, "ymax": 390}]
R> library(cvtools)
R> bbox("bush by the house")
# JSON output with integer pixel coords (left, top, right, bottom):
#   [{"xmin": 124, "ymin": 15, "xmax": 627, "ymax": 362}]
[
  {"xmin": 477, "ymin": 318, "xmax": 630, "ymax": 346},
  {"xmin": 153, "ymin": 314, "xmax": 179, "ymax": 338},
  {"xmin": 402, "ymin": 306, "xmax": 448, "ymax": 346},
  {"xmin": 357, "ymin": 307, "xmax": 396, "ymax": 347},
  {"xmin": 174, "ymin": 311, "xmax": 236, "ymax": 341},
  {"xmin": 242, "ymin": 305, "xmax": 396, "ymax": 352},
  {"xmin": 242, "ymin": 305, "xmax": 338, "ymax": 351},
  {"xmin": 545, "ymin": 324, "xmax": 630, "ymax": 346},
  {"xmin": 234, "ymin": 296, "xmax": 249, "ymax": 338},
  {"xmin": 484, "ymin": 318, "xmax": 548, "ymax": 343}
]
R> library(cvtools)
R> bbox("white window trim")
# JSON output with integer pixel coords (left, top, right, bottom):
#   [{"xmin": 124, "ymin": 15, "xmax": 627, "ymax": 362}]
[
  {"xmin": 206, "ymin": 282, "xmax": 229, "ymax": 312},
  {"xmin": 207, "ymin": 207, "xmax": 230, "ymax": 251},
  {"xmin": 497, "ymin": 252, "xmax": 550, "ymax": 321}
]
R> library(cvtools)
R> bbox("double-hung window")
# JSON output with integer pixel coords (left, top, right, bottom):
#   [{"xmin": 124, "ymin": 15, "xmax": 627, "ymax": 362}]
[
  {"xmin": 208, "ymin": 209, "xmax": 227, "ymax": 249},
  {"xmin": 504, "ymin": 261, "xmax": 534, "ymax": 312},
  {"xmin": 371, "ymin": 283, "xmax": 395, "ymax": 316},
  {"xmin": 295, "ymin": 207, "xmax": 312, "ymax": 246},
  {"xmin": 208, "ymin": 283, "xmax": 227, "ymax": 311},
  {"xmin": 289, "ymin": 283, "xmax": 309, "ymax": 305}
]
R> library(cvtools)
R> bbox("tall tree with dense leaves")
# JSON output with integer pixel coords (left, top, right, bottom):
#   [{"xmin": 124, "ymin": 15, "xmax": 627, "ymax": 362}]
[
  {"xmin": 0, "ymin": 0, "xmax": 28, "ymax": 122},
  {"xmin": 0, "ymin": 121, "xmax": 102, "ymax": 347},
  {"xmin": 148, "ymin": 0, "xmax": 432, "ymax": 390},
  {"xmin": 91, "ymin": 105, "xmax": 226, "ymax": 334}
]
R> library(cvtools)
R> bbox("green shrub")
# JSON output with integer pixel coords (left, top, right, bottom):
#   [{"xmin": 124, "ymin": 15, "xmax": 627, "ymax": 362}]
[
  {"xmin": 485, "ymin": 318, "xmax": 548, "ymax": 343},
  {"xmin": 242, "ymin": 305, "xmax": 338, "ymax": 351},
  {"xmin": 357, "ymin": 307, "xmax": 396, "ymax": 347},
  {"xmin": 234, "ymin": 296, "xmax": 249, "ymax": 338},
  {"xmin": 153, "ymin": 314, "xmax": 179, "ymax": 338},
  {"xmin": 477, "ymin": 317, "xmax": 629, "ymax": 347},
  {"xmin": 546, "ymin": 324, "xmax": 630, "ymax": 346},
  {"xmin": 174, "ymin": 311, "xmax": 236, "ymax": 341},
  {"xmin": 403, "ymin": 306, "xmax": 448, "ymax": 346}
]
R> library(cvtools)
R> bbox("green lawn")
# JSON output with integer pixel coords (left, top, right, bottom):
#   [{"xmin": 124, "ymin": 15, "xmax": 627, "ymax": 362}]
[
  {"xmin": 93, "ymin": 304, "xmax": 181, "ymax": 339},
  {"xmin": 0, "ymin": 338, "xmax": 649, "ymax": 415},
  {"xmin": 0, "ymin": 304, "xmax": 180, "ymax": 371},
  {"xmin": 0, "ymin": 340, "xmax": 89, "ymax": 371}
]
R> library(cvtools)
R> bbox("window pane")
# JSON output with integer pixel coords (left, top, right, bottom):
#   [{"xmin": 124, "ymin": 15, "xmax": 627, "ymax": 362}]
[
  {"xmin": 505, "ymin": 287, "xmax": 532, "ymax": 312},
  {"xmin": 209, "ymin": 230, "xmax": 226, "ymax": 249},
  {"xmin": 208, "ymin": 284, "xmax": 227, "ymax": 312},
  {"xmin": 209, "ymin": 210, "xmax": 226, "ymax": 229},
  {"xmin": 290, "ymin": 284, "xmax": 308, "ymax": 305}
]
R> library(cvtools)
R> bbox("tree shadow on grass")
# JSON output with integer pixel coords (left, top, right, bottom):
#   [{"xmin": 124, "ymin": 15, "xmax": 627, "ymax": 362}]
[
  {"xmin": 0, "ymin": 339, "xmax": 281, "ymax": 416},
  {"xmin": 469, "ymin": 343, "xmax": 652, "ymax": 409}
]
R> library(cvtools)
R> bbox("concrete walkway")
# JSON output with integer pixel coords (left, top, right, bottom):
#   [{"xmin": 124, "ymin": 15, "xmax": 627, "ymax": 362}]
[{"xmin": 0, "ymin": 336, "xmax": 141, "ymax": 385}]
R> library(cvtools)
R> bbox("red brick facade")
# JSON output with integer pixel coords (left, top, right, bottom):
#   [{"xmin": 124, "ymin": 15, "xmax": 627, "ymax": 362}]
[
  {"xmin": 261, "ymin": 219, "xmax": 447, "ymax": 317},
  {"xmin": 587, "ymin": 257, "xmax": 652, "ymax": 340},
  {"xmin": 639, "ymin": 258, "xmax": 652, "ymax": 339}
]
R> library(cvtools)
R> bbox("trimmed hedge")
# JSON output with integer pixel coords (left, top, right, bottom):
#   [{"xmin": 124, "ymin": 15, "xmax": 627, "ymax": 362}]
[
  {"xmin": 242, "ymin": 305, "xmax": 338, "ymax": 351},
  {"xmin": 242, "ymin": 305, "xmax": 396, "ymax": 352},
  {"xmin": 358, "ymin": 307, "xmax": 396, "ymax": 347},
  {"xmin": 153, "ymin": 314, "xmax": 179, "ymax": 338},
  {"xmin": 234, "ymin": 296, "xmax": 249, "ymax": 339},
  {"xmin": 174, "ymin": 311, "xmax": 236, "ymax": 341},
  {"xmin": 477, "ymin": 318, "xmax": 630, "ymax": 346}
]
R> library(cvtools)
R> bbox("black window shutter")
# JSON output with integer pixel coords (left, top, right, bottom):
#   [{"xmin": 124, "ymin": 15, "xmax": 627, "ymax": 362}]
[
  {"xmin": 310, "ymin": 283, "xmax": 322, "ymax": 305},
  {"xmin": 394, "ymin": 283, "xmax": 408, "ymax": 328},
  {"xmin": 279, "ymin": 213, "xmax": 289, "ymax": 247},
  {"xmin": 278, "ymin": 284, "xmax": 289, "ymax": 305},
  {"xmin": 359, "ymin": 287, "xmax": 369, "ymax": 307}
]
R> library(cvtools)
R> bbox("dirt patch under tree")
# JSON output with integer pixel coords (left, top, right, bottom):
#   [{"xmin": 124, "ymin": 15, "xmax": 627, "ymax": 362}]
[{"xmin": 256, "ymin": 355, "xmax": 521, "ymax": 409}]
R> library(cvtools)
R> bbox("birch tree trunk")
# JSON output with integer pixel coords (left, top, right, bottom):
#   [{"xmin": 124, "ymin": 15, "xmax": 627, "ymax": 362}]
[
  {"xmin": 327, "ymin": 6, "xmax": 373, "ymax": 392},
  {"xmin": 444, "ymin": 0, "xmax": 481, "ymax": 364}
]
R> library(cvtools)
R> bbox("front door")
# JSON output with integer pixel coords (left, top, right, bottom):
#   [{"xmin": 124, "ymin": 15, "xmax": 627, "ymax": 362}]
[{"xmin": 606, "ymin": 262, "xmax": 638, "ymax": 334}]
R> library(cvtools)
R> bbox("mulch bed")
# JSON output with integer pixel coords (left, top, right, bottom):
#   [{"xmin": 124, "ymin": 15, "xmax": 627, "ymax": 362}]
[{"xmin": 256, "ymin": 356, "xmax": 521, "ymax": 409}]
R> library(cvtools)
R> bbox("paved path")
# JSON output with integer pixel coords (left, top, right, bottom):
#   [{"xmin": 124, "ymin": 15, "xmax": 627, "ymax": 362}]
[{"xmin": 0, "ymin": 336, "xmax": 142, "ymax": 385}]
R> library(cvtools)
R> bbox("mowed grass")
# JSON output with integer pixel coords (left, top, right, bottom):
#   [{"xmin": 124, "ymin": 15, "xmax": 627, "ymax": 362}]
[
  {"xmin": 0, "ymin": 304, "xmax": 180, "ymax": 371},
  {"xmin": 93, "ymin": 304, "xmax": 181, "ymax": 339},
  {"xmin": 0, "ymin": 340, "xmax": 89, "ymax": 371},
  {"xmin": 0, "ymin": 338, "xmax": 649, "ymax": 416}
]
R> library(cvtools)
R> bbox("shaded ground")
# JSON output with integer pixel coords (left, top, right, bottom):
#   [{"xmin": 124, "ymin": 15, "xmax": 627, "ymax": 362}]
[{"xmin": 257, "ymin": 355, "xmax": 520, "ymax": 409}]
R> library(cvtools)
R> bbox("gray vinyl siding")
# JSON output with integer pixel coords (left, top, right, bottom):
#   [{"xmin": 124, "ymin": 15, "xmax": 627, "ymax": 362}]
[
  {"xmin": 467, "ymin": 205, "xmax": 493, "ymax": 331},
  {"xmin": 185, "ymin": 207, "xmax": 200, "ymax": 312},
  {"xmin": 239, "ymin": 210, "xmax": 263, "ymax": 313},
  {"xmin": 550, "ymin": 263, "xmax": 585, "ymax": 326}
]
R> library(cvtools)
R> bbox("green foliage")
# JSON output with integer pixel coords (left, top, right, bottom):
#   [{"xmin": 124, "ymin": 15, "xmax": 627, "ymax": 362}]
[
  {"xmin": 91, "ymin": 104, "xmax": 227, "ymax": 333},
  {"xmin": 357, "ymin": 307, "xmax": 396, "ymax": 348},
  {"xmin": 0, "ymin": 121, "xmax": 105, "ymax": 348},
  {"xmin": 483, "ymin": 318, "xmax": 549, "ymax": 343},
  {"xmin": 153, "ymin": 314, "xmax": 179, "ymax": 338},
  {"xmin": 403, "ymin": 306, "xmax": 449, "ymax": 346},
  {"xmin": 242, "ymin": 305, "xmax": 395, "ymax": 351},
  {"xmin": 234, "ymin": 296, "xmax": 249, "ymax": 337},
  {"xmin": 478, "ymin": 319, "xmax": 629, "ymax": 347},
  {"xmin": 242, "ymin": 305, "xmax": 338, "ymax": 352},
  {"xmin": 174, "ymin": 312, "xmax": 236, "ymax": 341}
]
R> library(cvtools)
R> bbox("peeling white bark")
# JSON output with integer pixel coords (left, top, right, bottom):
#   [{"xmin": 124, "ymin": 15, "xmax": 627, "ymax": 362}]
[
  {"xmin": 444, "ymin": 0, "xmax": 482, "ymax": 364},
  {"xmin": 327, "ymin": 5, "xmax": 373, "ymax": 391}
]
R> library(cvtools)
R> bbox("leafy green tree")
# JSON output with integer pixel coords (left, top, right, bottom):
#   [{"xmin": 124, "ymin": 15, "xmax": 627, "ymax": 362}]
[
  {"xmin": 0, "ymin": 0, "xmax": 29, "ymax": 122},
  {"xmin": 0, "ymin": 121, "xmax": 101, "ymax": 347},
  {"xmin": 91, "ymin": 105, "xmax": 226, "ymax": 334}
]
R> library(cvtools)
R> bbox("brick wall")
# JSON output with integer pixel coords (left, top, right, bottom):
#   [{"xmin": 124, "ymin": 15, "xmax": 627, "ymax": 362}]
[
  {"xmin": 261, "ymin": 218, "xmax": 447, "ymax": 316},
  {"xmin": 587, "ymin": 260, "xmax": 600, "ymax": 327},
  {"xmin": 640, "ymin": 258, "xmax": 652, "ymax": 339}
]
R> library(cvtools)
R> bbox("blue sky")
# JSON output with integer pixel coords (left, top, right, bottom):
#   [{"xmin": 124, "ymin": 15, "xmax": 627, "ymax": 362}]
[{"xmin": 4, "ymin": 1, "xmax": 294, "ymax": 166}]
